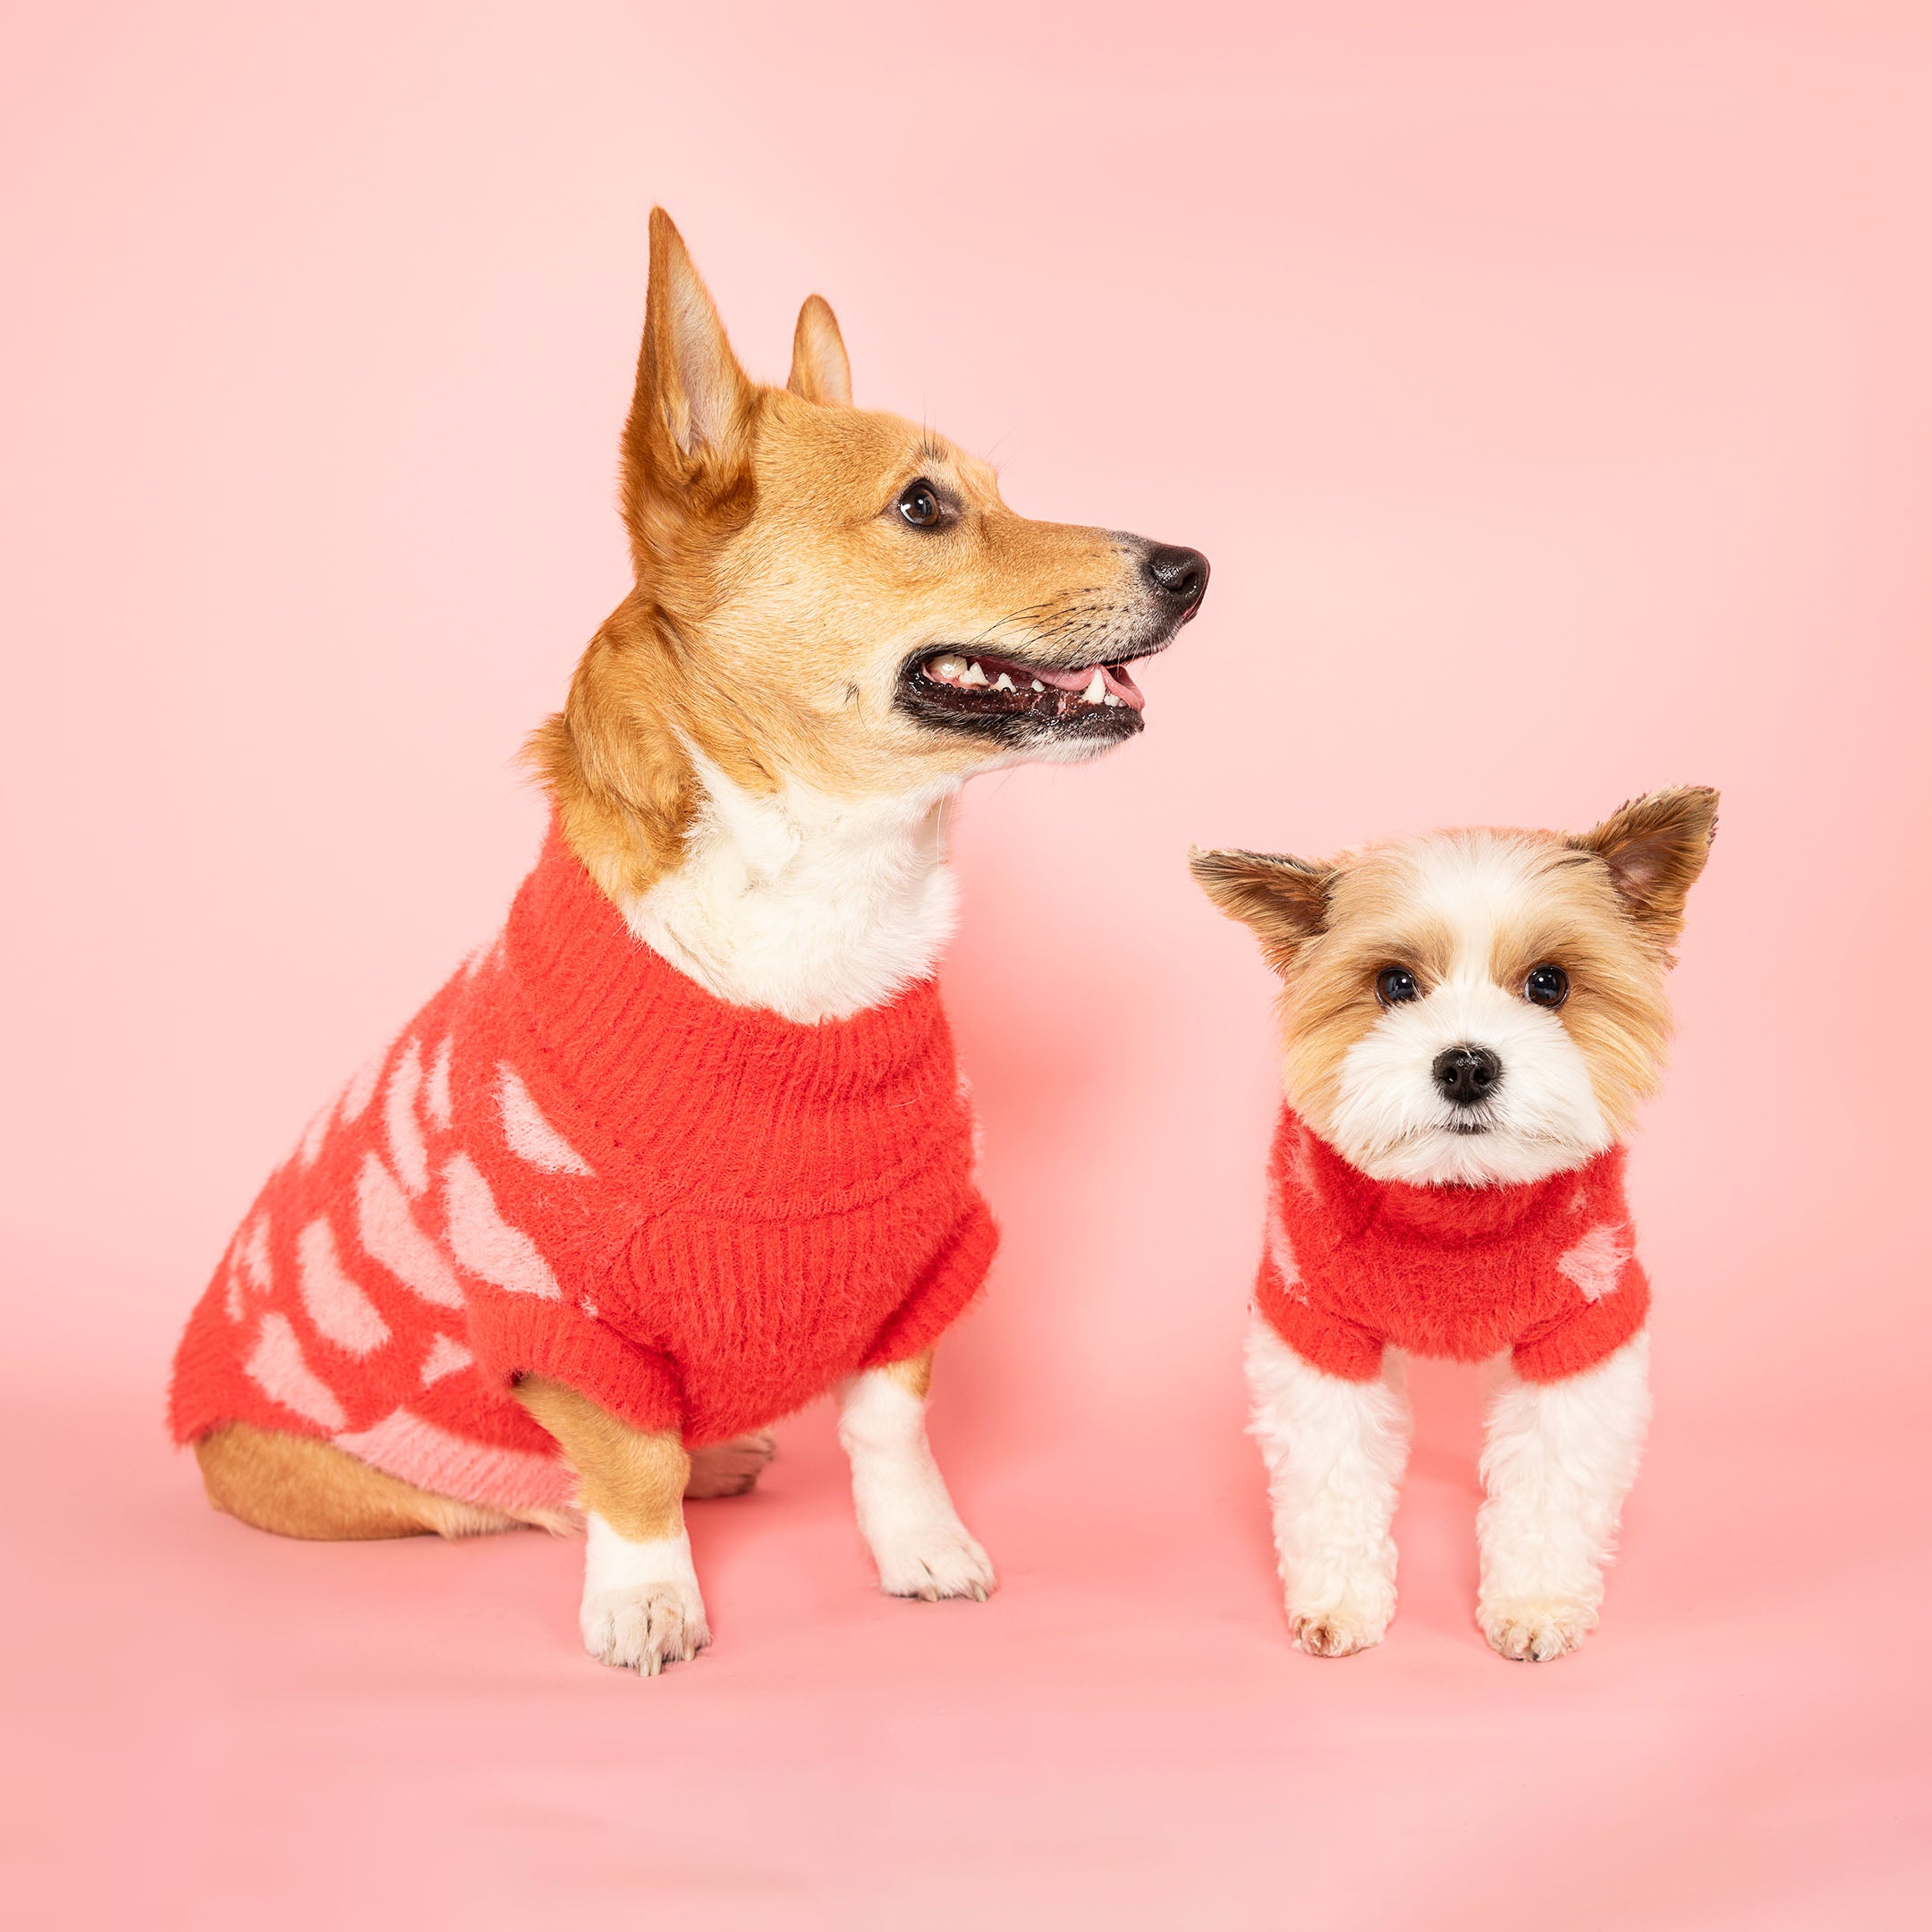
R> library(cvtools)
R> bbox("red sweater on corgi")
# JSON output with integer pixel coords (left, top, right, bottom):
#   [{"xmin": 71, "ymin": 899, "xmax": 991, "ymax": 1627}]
[
  {"xmin": 168, "ymin": 823, "xmax": 996, "ymax": 1516},
  {"xmin": 1257, "ymin": 1108, "xmax": 1648, "ymax": 1383}
]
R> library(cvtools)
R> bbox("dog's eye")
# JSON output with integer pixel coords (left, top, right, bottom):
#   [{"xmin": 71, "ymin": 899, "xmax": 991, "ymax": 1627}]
[
  {"xmin": 896, "ymin": 480, "xmax": 943, "ymax": 529},
  {"xmin": 1524, "ymin": 964, "xmax": 1570, "ymax": 1008},
  {"xmin": 1375, "ymin": 967, "xmax": 1420, "ymax": 1006}
]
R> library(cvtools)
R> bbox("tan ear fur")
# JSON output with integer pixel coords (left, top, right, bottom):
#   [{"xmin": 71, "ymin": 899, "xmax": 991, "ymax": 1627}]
[
  {"xmin": 1189, "ymin": 846, "xmax": 1336, "ymax": 974},
  {"xmin": 1571, "ymin": 786, "xmax": 1719, "ymax": 953},
  {"xmin": 787, "ymin": 294, "xmax": 852, "ymax": 405},
  {"xmin": 620, "ymin": 208, "xmax": 758, "ymax": 564}
]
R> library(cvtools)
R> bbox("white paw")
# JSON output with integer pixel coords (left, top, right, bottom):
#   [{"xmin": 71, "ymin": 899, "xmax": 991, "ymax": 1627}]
[
  {"xmin": 872, "ymin": 1520, "xmax": 996, "ymax": 1602},
  {"xmin": 580, "ymin": 1580, "xmax": 711, "ymax": 1675},
  {"xmin": 1479, "ymin": 1598, "xmax": 1594, "ymax": 1662},
  {"xmin": 683, "ymin": 1432, "xmax": 776, "ymax": 1500},
  {"xmin": 1288, "ymin": 1604, "xmax": 1389, "ymax": 1657}
]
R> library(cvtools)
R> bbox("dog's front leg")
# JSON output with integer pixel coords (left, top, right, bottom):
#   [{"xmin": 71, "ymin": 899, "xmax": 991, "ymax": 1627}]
[
  {"xmin": 1477, "ymin": 1331, "xmax": 1650, "ymax": 1662},
  {"xmin": 838, "ymin": 1351, "xmax": 995, "ymax": 1602},
  {"xmin": 514, "ymin": 1377, "xmax": 708, "ymax": 1674},
  {"xmin": 1245, "ymin": 1315, "xmax": 1411, "ymax": 1657}
]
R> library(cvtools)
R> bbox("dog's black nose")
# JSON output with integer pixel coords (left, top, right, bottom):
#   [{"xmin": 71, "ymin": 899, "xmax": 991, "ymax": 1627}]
[
  {"xmin": 1433, "ymin": 1045, "xmax": 1503, "ymax": 1107},
  {"xmin": 1144, "ymin": 544, "xmax": 1209, "ymax": 617}
]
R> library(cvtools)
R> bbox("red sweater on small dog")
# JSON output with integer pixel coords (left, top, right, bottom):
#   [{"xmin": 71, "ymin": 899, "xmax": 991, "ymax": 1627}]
[
  {"xmin": 1257, "ymin": 1108, "xmax": 1648, "ymax": 1383},
  {"xmin": 168, "ymin": 824, "xmax": 996, "ymax": 1515}
]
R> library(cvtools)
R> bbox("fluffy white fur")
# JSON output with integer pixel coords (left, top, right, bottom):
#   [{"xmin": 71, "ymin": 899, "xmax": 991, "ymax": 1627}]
[
  {"xmin": 580, "ymin": 1511, "xmax": 710, "ymax": 1675},
  {"xmin": 1246, "ymin": 1315, "xmax": 1410, "ymax": 1657},
  {"xmin": 1248, "ymin": 1318, "xmax": 1651, "ymax": 1661},
  {"xmin": 1327, "ymin": 835, "xmax": 1612, "ymax": 1187},
  {"xmin": 837, "ymin": 1368, "xmax": 995, "ymax": 1600},
  {"xmin": 626, "ymin": 750, "xmax": 963, "ymax": 1023},
  {"xmin": 1477, "ymin": 1330, "xmax": 1651, "ymax": 1660}
]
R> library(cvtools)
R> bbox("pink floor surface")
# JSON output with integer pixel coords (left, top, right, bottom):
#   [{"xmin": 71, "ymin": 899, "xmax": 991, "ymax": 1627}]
[{"xmin": 7, "ymin": 1347, "xmax": 1926, "ymax": 1929}]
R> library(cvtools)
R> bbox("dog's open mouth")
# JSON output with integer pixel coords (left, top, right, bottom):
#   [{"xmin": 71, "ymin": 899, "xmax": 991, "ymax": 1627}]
[
  {"xmin": 923, "ymin": 651, "xmax": 1144, "ymax": 716},
  {"xmin": 895, "ymin": 645, "xmax": 1159, "ymax": 744}
]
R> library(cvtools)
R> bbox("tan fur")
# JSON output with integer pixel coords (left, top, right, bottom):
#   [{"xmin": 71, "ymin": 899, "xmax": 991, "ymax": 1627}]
[
  {"xmin": 194, "ymin": 1421, "xmax": 556, "ymax": 1540},
  {"xmin": 513, "ymin": 1376, "xmax": 690, "ymax": 1545},
  {"xmin": 1572, "ymin": 786, "xmax": 1719, "ymax": 958},
  {"xmin": 879, "ymin": 1348, "xmax": 935, "ymax": 1402},
  {"xmin": 529, "ymin": 208, "xmax": 1174, "ymax": 902},
  {"xmin": 787, "ymin": 293, "xmax": 852, "ymax": 405}
]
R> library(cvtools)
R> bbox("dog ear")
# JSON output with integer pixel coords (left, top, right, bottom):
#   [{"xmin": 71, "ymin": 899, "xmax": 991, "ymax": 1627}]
[
  {"xmin": 1189, "ymin": 847, "xmax": 1335, "ymax": 972},
  {"xmin": 787, "ymin": 295, "xmax": 852, "ymax": 406},
  {"xmin": 1572, "ymin": 786, "xmax": 1719, "ymax": 945},
  {"xmin": 623, "ymin": 209, "xmax": 755, "ymax": 500}
]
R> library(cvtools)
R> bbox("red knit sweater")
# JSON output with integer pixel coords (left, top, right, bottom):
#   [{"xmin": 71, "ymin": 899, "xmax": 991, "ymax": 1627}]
[
  {"xmin": 1256, "ymin": 1108, "xmax": 1649, "ymax": 1384},
  {"xmin": 168, "ymin": 825, "xmax": 996, "ymax": 1516}
]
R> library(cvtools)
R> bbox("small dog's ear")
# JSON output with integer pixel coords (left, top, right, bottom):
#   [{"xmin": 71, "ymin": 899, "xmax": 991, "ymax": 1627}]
[
  {"xmin": 624, "ymin": 209, "xmax": 755, "ymax": 491},
  {"xmin": 787, "ymin": 295, "xmax": 852, "ymax": 406},
  {"xmin": 1572, "ymin": 786, "xmax": 1719, "ymax": 945},
  {"xmin": 1189, "ymin": 847, "xmax": 1335, "ymax": 972}
]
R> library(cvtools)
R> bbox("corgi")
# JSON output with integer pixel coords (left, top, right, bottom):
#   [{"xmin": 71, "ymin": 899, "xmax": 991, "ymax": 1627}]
[
  {"xmin": 1191, "ymin": 789, "xmax": 1716, "ymax": 1659},
  {"xmin": 171, "ymin": 209, "xmax": 1208, "ymax": 1674}
]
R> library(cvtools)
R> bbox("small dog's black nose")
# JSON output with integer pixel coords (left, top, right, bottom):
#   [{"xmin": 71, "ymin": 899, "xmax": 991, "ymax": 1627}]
[
  {"xmin": 1433, "ymin": 1045, "xmax": 1503, "ymax": 1107},
  {"xmin": 1144, "ymin": 544, "xmax": 1209, "ymax": 617}
]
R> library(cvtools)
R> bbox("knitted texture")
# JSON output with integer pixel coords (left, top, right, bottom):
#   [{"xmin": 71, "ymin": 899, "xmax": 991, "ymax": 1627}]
[
  {"xmin": 169, "ymin": 823, "xmax": 996, "ymax": 1514},
  {"xmin": 1256, "ymin": 1107, "xmax": 1648, "ymax": 1384}
]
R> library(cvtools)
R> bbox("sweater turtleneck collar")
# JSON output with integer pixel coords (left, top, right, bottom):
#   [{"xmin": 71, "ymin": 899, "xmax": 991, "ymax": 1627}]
[
  {"xmin": 1279, "ymin": 1106, "xmax": 1622, "ymax": 1250},
  {"xmin": 491, "ymin": 821, "xmax": 964, "ymax": 1209}
]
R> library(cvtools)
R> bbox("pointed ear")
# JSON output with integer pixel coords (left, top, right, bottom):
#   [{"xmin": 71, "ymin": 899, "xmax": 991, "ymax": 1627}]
[
  {"xmin": 1572, "ymin": 786, "xmax": 1719, "ymax": 944},
  {"xmin": 1190, "ymin": 847, "xmax": 1335, "ymax": 973},
  {"xmin": 623, "ymin": 209, "xmax": 755, "ymax": 488},
  {"xmin": 787, "ymin": 294, "xmax": 852, "ymax": 405}
]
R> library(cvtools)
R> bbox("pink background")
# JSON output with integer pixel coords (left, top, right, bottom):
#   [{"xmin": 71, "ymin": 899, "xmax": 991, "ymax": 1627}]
[{"xmin": 4, "ymin": 4, "xmax": 1928, "ymax": 1926}]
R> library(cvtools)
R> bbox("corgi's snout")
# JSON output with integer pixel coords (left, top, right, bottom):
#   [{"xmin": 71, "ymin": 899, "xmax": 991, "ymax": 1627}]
[{"xmin": 1143, "ymin": 544, "xmax": 1210, "ymax": 620}]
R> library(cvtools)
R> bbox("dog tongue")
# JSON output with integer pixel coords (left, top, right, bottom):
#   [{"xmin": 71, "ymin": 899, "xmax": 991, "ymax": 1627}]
[
  {"xmin": 1030, "ymin": 661, "xmax": 1146, "ymax": 711},
  {"xmin": 1030, "ymin": 664, "xmax": 1095, "ymax": 691}
]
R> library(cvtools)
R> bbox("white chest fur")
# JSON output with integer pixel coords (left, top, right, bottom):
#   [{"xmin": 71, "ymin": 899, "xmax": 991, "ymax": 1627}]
[{"xmin": 623, "ymin": 756, "xmax": 962, "ymax": 1023}]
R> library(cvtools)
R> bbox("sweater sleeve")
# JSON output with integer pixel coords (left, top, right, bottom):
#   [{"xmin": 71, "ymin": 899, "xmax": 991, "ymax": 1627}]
[
  {"xmin": 1512, "ymin": 1262, "xmax": 1651, "ymax": 1383},
  {"xmin": 464, "ymin": 1276, "xmax": 684, "ymax": 1437},
  {"xmin": 860, "ymin": 1192, "xmax": 1000, "ymax": 1370}
]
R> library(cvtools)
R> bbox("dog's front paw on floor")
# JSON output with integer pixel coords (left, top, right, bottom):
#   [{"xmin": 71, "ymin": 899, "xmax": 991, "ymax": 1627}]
[
  {"xmin": 1289, "ymin": 1607, "xmax": 1387, "ymax": 1657},
  {"xmin": 580, "ymin": 1581, "xmax": 712, "ymax": 1675},
  {"xmin": 874, "ymin": 1522, "xmax": 996, "ymax": 1602},
  {"xmin": 1479, "ymin": 1600, "xmax": 1594, "ymax": 1662},
  {"xmin": 684, "ymin": 1432, "xmax": 776, "ymax": 1499}
]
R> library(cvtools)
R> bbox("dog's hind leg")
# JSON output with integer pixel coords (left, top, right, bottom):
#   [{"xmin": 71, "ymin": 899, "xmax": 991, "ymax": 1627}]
[
  {"xmin": 1477, "ymin": 1330, "xmax": 1651, "ymax": 1661},
  {"xmin": 193, "ymin": 1420, "xmax": 529, "ymax": 1539},
  {"xmin": 684, "ymin": 1432, "xmax": 776, "ymax": 1499}
]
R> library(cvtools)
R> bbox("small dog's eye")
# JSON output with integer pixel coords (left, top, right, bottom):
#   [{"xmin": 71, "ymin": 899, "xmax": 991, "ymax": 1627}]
[
  {"xmin": 1524, "ymin": 964, "xmax": 1570, "ymax": 1008},
  {"xmin": 1376, "ymin": 967, "xmax": 1420, "ymax": 1006},
  {"xmin": 897, "ymin": 480, "xmax": 943, "ymax": 529}
]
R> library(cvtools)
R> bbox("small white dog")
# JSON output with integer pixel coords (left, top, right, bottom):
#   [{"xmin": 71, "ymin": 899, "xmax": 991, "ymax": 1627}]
[{"xmin": 1191, "ymin": 788, "xmax": 1716, "ymax": 1660}]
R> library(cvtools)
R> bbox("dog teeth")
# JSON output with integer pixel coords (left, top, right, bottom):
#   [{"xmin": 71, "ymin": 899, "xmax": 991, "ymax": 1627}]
[
  {"xmin": 1104, "ymin": 693, "xmax": 1121, "ymax": 707},
  {"xmin": 1031, "ymin": 680, "xmax": 1044, "ymax": 692},
  {"xmin": 960, "ymin": 661, "xmax": 988, "ymax": 687},
  {"xmin": 993, "ymin": 672, "xmax": 1014, "ymax": 691},
  {"xmin": 929, "ymin": 655, "xmax": 967, "ymax": 682},
  {"xmin": 1081, "ymin": 670, "xmax": 1106, "ymax": 704}
]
